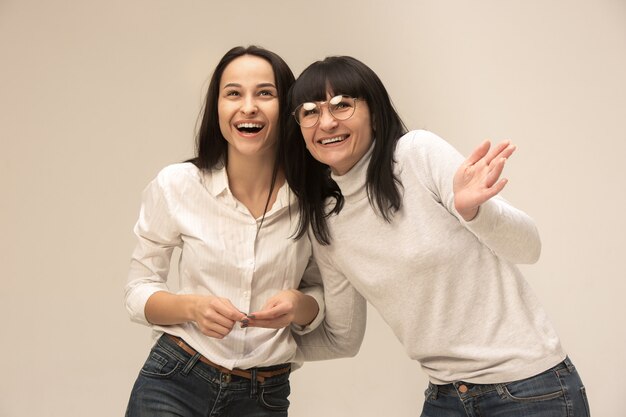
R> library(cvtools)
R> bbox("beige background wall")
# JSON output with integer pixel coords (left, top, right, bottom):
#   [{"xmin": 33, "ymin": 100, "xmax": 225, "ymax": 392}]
[{"xmin": 1, "ymin": 0, "xmax": 624, "ymax": 415}]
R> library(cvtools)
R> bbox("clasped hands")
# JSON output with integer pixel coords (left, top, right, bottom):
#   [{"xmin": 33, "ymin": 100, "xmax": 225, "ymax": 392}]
[
  {"xmin": 192, "ymin": 289, "xmax": 313, "ymax": 339},
  {"xmin": 453, "ymin": 139, "xmax": 516, "ymax": 221}
]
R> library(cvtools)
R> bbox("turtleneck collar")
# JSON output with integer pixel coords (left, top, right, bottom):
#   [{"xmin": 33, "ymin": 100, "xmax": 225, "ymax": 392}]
[{"xmin": 330, "ymin": 141, "xmax": 375, "ymax": 202}]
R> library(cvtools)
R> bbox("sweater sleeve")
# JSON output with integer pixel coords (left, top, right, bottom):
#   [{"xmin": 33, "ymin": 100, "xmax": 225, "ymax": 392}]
[
  {"xmin": 294, "ymin": 240, "xmax": 367, "ymax": 361},
  {"xmin": 124, "ymin": 175, "xmax": 182, "ymax": 326},
  {"xmin": 291, "ymin": 255, "xmax": 326, "ymax": 335},
  {"xmin": 406, "ymin": 130, "xmax": 541, "ymax": 264}
]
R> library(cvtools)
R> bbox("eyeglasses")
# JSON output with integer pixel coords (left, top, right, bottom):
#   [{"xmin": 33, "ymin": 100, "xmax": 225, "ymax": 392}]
[{"xmin": 292, "ymin": 95, "xmax": 361, "ymax": 128}]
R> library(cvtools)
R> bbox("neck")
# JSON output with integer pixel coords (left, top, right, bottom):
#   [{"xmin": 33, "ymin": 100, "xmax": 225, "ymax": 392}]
[
  {"xmin": 226, "ymin": 150, "xmax": 284, "ymax": 218},
  {"xmin": 227, "ymin": 151, "xmax": 278, "ymax": 189}
]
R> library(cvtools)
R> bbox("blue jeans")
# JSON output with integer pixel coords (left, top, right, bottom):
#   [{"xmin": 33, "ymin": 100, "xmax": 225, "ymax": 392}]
[
  {"xmin": 126, "ymin": 334, "xmax": 291, "ymax": 417},
  {"xmin": 421, "ymin": 357, "xmax": 591, "ymax": 417}
]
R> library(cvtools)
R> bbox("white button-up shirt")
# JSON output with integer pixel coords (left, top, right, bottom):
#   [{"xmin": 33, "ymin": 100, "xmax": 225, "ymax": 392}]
[{"xmin": 125, "ymin": 162, "xmax": 324, "ymax": 370}]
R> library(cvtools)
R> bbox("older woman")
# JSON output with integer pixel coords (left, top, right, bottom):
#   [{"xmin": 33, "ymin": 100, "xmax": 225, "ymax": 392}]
[{"xmin": 285, "ymin": 55, "xmax": 590, "ymax": 417}]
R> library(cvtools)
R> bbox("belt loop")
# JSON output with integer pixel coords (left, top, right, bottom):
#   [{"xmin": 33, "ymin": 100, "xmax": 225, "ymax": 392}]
[
  {"xmin": 182, "ymin": 352, "xmax": 201, "ymax": 376},
  {"xmin": 430, "ymin": 383, "xmax": 438, "ymax": 400},
  {"xmin": 564, "ymin": 356, "xmax": 575, "ymax": 373},
  {"xmin": 250, "ymin": 368, "xmax": 258, "ymax": 398},
  {"xmin": 495, "ymin": 384, "xmax": 507, "ymax": 399}
]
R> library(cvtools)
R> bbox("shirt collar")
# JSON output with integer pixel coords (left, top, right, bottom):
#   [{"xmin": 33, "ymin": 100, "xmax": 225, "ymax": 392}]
[
  {"xmin": 202, "ymin": 162, "xmax": 293, "ymax": 215},
  {"xmin": 206, "ymin": 162, "xmax": 230, "ymax": 198}
]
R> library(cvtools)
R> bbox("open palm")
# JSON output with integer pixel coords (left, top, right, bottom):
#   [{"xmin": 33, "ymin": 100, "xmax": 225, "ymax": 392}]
[{"xmin": 453, "ymin": 140, "xmax": 516, "ymax": 221}]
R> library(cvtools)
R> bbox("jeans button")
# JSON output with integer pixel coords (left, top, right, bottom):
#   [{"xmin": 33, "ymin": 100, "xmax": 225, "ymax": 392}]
[
  {"xmin": 458, "ymin": 384, "xmax": 468, "ymax": 393},
  {"xmin": 221, "ymin": 373, "xmax": 231, "ymax": 383}
]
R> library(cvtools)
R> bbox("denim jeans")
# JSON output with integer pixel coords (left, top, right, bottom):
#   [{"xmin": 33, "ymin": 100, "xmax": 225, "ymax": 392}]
[
  {"xmin": 421, "ymin": 357, "xmax": 591, "ymax": 417},
  {"xmin": 126, "ymin": 334, "xmax": 291, "ymax": 417}
]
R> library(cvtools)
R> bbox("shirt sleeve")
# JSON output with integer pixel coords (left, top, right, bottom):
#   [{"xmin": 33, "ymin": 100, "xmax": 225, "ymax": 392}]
[
  {"xmin": 408, "ymin": 130, "xmax": 541, "ymax": 264},
  {"xmin": 293, "ymin": 242, "xmax": 367, "ymax": 360},
  {"xmin": 124, "ymin": 175, "xmax": 182, "ymax": 326},
  {"xmin": 291, "ymin": 256, "xmax": 325, "ymax": 335}
]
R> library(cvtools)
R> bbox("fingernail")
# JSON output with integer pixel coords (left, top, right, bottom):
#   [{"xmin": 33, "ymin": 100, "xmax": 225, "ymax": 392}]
[
  {"xmin": 246, "ymin": 314, "xmax": 256, "ymax": 319},
  {"xmin": 241, "ymin": 323, "xmax": 248, "ymax": 329},
  {"xmin": 241, "ymin": 319, "xmax": 249, "ymax": 325}
]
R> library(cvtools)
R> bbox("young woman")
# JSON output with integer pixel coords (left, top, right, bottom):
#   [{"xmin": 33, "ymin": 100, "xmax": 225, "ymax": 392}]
[
  {"xmin": 286, "ymin": 56, "xmax": 590, "ymax": 416},
  {"xmin": 124, "ymin": 46, "xmax": 326, "ymax": 417}
]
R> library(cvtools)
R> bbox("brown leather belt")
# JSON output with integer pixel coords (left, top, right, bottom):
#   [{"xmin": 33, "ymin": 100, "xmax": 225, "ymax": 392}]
[{"xmin": 167, "ymin": 335, "xmax": 290, "ymax": 383}]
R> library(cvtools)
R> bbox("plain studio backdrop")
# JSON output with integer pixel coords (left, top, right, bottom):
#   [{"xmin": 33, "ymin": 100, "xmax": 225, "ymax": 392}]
[{"xmin": 1, "ymin": 0, "xmax": 624, "ymax": 416}]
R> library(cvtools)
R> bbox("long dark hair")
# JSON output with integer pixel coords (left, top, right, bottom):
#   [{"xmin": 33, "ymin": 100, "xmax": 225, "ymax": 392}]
[
  {"xmin": 190, "ymin": 45, "xmax": 295, "ymax": 171},
  {"xmin": 284, "ymin": 56, "xmax": 407, "ymax": 245},
  {"xmin": 188, "ymin": 46, "xmax": 295, "ymax": 233}
]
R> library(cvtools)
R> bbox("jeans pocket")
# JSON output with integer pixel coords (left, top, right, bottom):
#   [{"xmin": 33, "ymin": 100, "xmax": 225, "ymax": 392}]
[
  {"xmin": 499, "ymin": 370, "xmax": 564, "ymax": 403},
  {"xmin": 258, "ymin": 381, "xmax": 290, "ymax": 412},
  {"xmin": 139, "ymin": 346, "xmax": 181, "ymax": 379}
]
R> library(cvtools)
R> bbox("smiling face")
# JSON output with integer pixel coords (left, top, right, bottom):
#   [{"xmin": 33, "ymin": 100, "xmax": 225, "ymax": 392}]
[
  {"xmin": 218, "ymin": 55, "xmax": 279, "ymax": 161},
  {"xmin": 300, "ymin": 92, "xmax": 373, "ymax": 176}
]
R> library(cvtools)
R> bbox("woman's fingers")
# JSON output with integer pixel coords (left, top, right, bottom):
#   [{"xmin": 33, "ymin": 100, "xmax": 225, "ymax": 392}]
[
  {"xmin": 483, "ymin": 178, "xmax": 509, "ymax": 202},
  {"xmin": 246, "ymin": 297, "xmax": 295, "ymax": 329},
  {"xmin": 485, "ymin": 141, "xmax": 516, "ymax": 167},
  {"xmin": 482, "ymin": 140, "xmax": 508, "ymax": 165},
  {"xmin": 484, "ymin": 157, "xmax": 507, "ymax": 188},
  {"xmin": 196, "ymin": 310, "xmax": 235, "ymax": 337},
  {"xmin": 218, "ymin": 298, "xmax": 247, "ymax": 321},
  {"xmin": 198, "ymin": 322, "xmax": 234, "ymax": 338},
  {"xmin": 464, "ymin": 140, "xmax": 491, "ymax": 166},
  {"xmin": 245, "ymin": 317, "xmax": 289, "ymax": 329},
  {"xmin": 247, "ymin": 305, "xmax": 285, "ymax": 321},
  {"xmin": 193, "ymin": 296, "xmax": 247, "ymax": 338},
  {"xmin": 467, "ymin": 140, "xmax": 515, "ymax": 169}
]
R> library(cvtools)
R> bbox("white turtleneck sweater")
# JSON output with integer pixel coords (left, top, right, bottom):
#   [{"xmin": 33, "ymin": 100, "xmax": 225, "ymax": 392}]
[{"xmin": 297, "ymin": 130, "xmax": 565, "ymax": 385}]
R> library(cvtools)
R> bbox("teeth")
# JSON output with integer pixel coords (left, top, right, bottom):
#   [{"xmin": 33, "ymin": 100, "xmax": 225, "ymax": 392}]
[
  {"xmin": 237, "ymin": 123, "xmax": 264, "ymax": 129},
  {"xmin": 321, "ymin": 136, "xmax": 345, "ymax": 145}
]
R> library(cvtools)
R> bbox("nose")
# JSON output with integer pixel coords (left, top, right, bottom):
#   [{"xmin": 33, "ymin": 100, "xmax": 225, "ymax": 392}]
[
  {"xmin": 318, "ymin": 107, "xmax": 337, "ymax": 130},
  {"xmin": 240, "ymin": 96, "xmax": 258, "ymax": 115}
]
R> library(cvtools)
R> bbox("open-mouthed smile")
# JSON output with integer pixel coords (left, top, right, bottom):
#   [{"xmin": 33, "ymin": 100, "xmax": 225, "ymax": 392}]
[
  {"xmin": 236, "ymin": 122, "xmax": 265, "ymax": 134},
  {"xmin": 319, "ymin": 134, "xmax": 348, "ymax": 145}
]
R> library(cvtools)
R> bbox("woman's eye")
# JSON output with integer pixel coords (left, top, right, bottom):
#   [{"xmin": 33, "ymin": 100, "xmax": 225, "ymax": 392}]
[
  {"xmin": 333, "ymin": 101, "xmax": 353, "ymax": 111},
  {"xmin": 225, "ymin": 90, "xmax": 240, "ymax": 97},
  {"xmin": 258, "ymin": 90, "xmax": 275, "ymax": 97}
]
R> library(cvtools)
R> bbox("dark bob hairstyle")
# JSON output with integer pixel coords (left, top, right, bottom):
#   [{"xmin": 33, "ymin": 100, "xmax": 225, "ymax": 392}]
[{"xmin": 284, "ymin": 56, "xmax": 407, "ymax": 245}]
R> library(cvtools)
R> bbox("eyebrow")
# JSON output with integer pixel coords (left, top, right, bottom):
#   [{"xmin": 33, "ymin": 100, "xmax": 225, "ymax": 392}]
[{"xmin": 223, "ymin": 82, "xmax": 277, "ymax": 89}]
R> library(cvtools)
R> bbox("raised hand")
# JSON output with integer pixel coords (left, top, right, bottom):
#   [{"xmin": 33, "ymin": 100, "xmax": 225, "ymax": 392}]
[
  {"xmin": 192, "ymin": 295, "xmax": 247, "ymax": 339},
  {"xmin": 453, "ymin": 140, "xmax": 516, "ymax": 221}
]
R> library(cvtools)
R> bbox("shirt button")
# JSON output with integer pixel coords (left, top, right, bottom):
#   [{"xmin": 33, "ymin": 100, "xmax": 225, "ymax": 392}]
[{"xmin": 458, "ymin": 384, "xmax": 468, "ymax": 393}]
